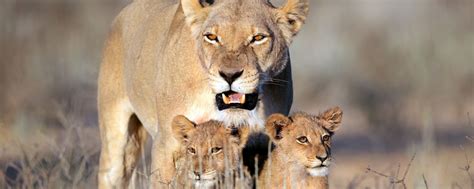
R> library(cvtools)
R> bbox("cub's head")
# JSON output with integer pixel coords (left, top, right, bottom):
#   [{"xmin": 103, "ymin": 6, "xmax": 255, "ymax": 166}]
[
  {"xmin": 181, "ymin": 0, "xmax": 309, "ymax": 112},
  {"xmin": 265, "ymin": 107, "xmax": 343, "ymax": 177},
  {"xmin": 172, "ymin": 115, "xmax": 250, "ymax": 188}
]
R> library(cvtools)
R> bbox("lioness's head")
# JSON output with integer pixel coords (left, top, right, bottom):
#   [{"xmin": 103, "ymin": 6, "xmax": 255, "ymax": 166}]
[
  {"xmin": 265, "ymin": 107, "xmax": 343, "ymax": 177},
  {"xmin": 181, "ymin": 0, "xmax": 309, "ymax": 111},
  {"xmin": 172, "ymin": 115, "xmax": 250, "ymax": 188}
]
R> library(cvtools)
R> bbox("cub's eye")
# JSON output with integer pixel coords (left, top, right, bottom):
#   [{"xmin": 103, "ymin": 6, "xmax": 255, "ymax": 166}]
[
  {"xmin": 211, "ymin": 147, "xmax": 222, "ymax": 154},
  {"xmin": 204, "ymin": 33, "xmax": 219, "ymax": 44},
  {"xmin": 250, "ymin": 34, "xmax": 268, "ymax": 44},
  {"xmin": 296, "ymin": 136, "xmax": 308, "ymax": 144},
  {"xmin": 322, "ymin": 135, "xmax": 330, "ymax": 142},
  {"xmin": 187, "ymin": 147, "xmax": 196, "ymax": 155}
]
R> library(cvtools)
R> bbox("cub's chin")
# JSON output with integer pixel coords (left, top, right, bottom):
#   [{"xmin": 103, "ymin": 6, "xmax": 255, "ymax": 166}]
[
  {"xmin": 306, "ymin": 166, "xmax": 329, "ymax": 177},
  {"xmin": 189, "ymin": 171, "xmax": 218, "ymax": 189},
  {"xmin": 194, "ymin": 180, "xmax": 217, "ymax": 189}
]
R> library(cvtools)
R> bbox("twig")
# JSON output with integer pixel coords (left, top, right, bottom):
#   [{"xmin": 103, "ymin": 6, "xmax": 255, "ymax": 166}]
[
  {"xmin": 393, "ymin": 163, "xmax": 401, "ymax": 189},
  {"xmin": 148, "ymin": 168, "xmax": 169, "ymax": 185},
  {"xmin": 366, "ymin": 152, "xmax": 416, "ymax": 189},
  {"xmin": 459, "ymin": 145, "xmax": 474, "ymax": 189},
  {"xmin": 423, "ymin": 174, "xmax": 429, "ymax": 189},
  {"xmin": 401, "ymin": 153, "xmax": 416, "ymax": 180},
  {"xmin": 452, "ymin": 182, "xmax": 463, "ymax": 189},
  {"xmin": 366, "ymin": 167, "xmax": 392, "ymax": 178},
  {"xmin": 136, "ymin": 170, "xmax": 149, "ymax": 179},
  {"xmin": 396, "ymin": 163, "xmax": 401, "ymax": 179},
  {"xmin": 466, "ymin": 112, "xmax": 474, "ymax": 143},
  {"xmin": 347, "ymin": 173, "xmax": 369, "ymax": 189},
  {"xmin": 468, "ymin": 112, "xmax": 472, "ymax": 128},
  {"xmin": 466, "ymin": 136, "xmax": 474, "ymax": 143}
]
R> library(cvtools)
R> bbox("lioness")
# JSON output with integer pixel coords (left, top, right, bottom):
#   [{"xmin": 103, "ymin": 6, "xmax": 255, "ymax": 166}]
[
  {"xmin": 98, "ymin": 0, "xmax": 308, "ymax": 188},
  {"xmin": 258, "ymin": 107, "xmax": 343, "ymax": 189},
  {"xmin": 171, "ymin": 115, "xmax": 251, "ymax": 189}
]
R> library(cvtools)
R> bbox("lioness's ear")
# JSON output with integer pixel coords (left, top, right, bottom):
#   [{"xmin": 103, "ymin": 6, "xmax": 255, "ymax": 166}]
[
  {"xmin": 181, "ymin": 0, "xmax": 214, "ymax": 36},
  {"xmin": 265, "ymin": 113, "xmax": 291, "ymax": 141},
  {"xmin": 273, "ymin": 0, "xmax": 309, "ymax": 44},
  {"xmin": 171, "ymin": 115, "xmax": 196, "ymax": 144},
  {"xmin": 226, "ymin": 126, "xmax": 250, "ymax": 148},
  {"xmin": 317, "ymin": 107, "xmax": 343, "ymax": 132}
]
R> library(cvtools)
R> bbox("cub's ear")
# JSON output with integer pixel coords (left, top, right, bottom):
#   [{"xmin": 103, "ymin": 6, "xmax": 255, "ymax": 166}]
[
  {"xmin": 265, "ymin": 113, "xmax": 292, "ymax": 141},
  {"xmin": 171, "ymin": 115, "xmax": 196, "ymax": 144},
  {"xmin": 317, "ymin": 107, "xmax": 343, "ymax": 132},
  {"xmin": 181, "ymin": 0, "xmax": 215, "ymax": 36},
  {"xmin": 273, "ymin": 0, "xmax": 309, "ymax": 44},
  {"xmin": 226, "ymin": 126, "xmax": 250, "ymax": 148}
]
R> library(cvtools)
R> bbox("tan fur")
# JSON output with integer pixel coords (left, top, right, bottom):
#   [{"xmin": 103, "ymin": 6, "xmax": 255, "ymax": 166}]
[
  {"xmin": 97, "ymin": 0, "xmax": 308, "ymax": 188},
  {"xmin": 171, "ymin": 115, "xmax": 251, "ymax": 189},
  {"xmin": 258, "ymin": 107, "xmax": 343, "ymax": 189}
]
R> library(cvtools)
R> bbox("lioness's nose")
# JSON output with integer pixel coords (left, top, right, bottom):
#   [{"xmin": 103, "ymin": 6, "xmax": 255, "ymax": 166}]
[{"xmin": 219, "ymin": 70, "xmax": 243, "ymax": 84}]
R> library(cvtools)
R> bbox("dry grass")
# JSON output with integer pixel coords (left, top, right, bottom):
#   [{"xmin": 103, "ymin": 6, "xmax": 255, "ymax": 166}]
[
  {"xmin": 0, "ymin": 107, "xmax": 101, "ymax": 188},
  {"xmin": 366, "ymin": 152, "xmax": 417, "ymax": 189},
  {"xmin": 2, "ymin": 111, "xmax": 474, "ymax": 188}
]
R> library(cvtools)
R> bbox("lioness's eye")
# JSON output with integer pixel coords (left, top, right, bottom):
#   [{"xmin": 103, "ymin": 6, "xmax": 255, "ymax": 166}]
[
  {"xmin": 187, "ymin": 147, "xmax": 196, "ymax": 155},
  {"xmin": 250, "ymin": 34, "xmax": 267, "ymax": 44},
  {"xmin": 204, "ymin": 33, "xmax": 219, "ymax": 44},
  {"xmin": 211, "ymin": 147, "xmax": 222, "ymax": 154},
  {"xmin": 296, "ymin": 136, "xmax": 308, "ymax": 144},
  {"xmin": 322, "ymin": 135, "xmax": 330, "ymax": 142}
]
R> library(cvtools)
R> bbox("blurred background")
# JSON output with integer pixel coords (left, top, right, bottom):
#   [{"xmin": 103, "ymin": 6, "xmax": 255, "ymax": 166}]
[{"xmin": 0, "ymin": 0, "xmax": 472, "ymax": 188}]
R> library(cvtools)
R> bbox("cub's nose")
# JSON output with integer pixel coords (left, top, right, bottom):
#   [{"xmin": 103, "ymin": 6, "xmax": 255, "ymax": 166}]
[
  {"xmin": 219, "ymin": 70, "xmax": 243, "ymax": 84},
  {"xmin": 316, "ymin": 155, "xmax": 328, "ymax": 163},
  {"xmin": 193, "ymin": 171, "xmax": 201, "ymax": 180}
]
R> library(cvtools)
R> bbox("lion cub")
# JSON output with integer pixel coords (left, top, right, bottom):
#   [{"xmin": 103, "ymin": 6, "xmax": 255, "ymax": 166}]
[
  {"xmin": 171, "ymin": 115, "xmax": 251, "ymax": 189},
  {"xmin": 258, "ymin": 107, "xmax": 343, "ymax": 189}
]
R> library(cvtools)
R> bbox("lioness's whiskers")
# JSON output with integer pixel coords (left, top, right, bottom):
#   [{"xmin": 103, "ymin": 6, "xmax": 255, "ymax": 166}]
[
  {"xmin": 266, "ymin": 78, "xmax": 290, "ymax": 83},
  {"xmin": 261, "ymin": 81, "xmax": 288, "ymax": 87}
]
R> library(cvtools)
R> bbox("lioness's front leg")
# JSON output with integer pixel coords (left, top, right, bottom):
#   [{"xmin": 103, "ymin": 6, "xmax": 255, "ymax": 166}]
[
  {"xmin": 98, "ymin": 99, "xmax": 134, "ymax": 189},
  {"xmin": 98, "ymin": 102, "xmax": 148, "ymax": 189},
  {"xmin": 150, "ymin": 128, "xmax": 179, "ymax": 189},
  {"xmin": 98, "ymin": 25, "xmax": 148, "ymax": 188}
]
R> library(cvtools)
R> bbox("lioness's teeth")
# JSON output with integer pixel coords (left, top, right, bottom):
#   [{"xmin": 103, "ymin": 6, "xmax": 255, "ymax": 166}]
[
  {"xmin": 222, "ymin": 94, "xmax": 231, "ymax": 105},
  {"xmin": 240, "ymin": 94, "xmax": 246, "ymax": 104}
]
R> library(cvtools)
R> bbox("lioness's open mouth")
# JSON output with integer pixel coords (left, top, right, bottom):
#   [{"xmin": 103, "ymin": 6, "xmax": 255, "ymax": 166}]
[{"xmin": 215, "ymin": 91, "xmax": 258, "ymax": 111}]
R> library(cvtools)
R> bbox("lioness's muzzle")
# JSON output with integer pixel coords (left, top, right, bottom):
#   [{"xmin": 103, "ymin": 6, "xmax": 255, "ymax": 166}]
[{"xmin": 215, "ymin": 91, "xmax": 258, "ymax": 111}]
